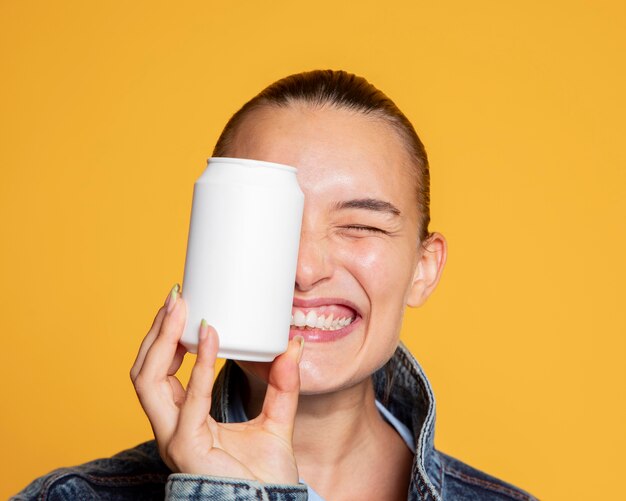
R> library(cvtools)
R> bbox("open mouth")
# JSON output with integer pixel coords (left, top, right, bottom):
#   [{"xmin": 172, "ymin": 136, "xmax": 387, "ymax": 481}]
[
  {"xmin": 289, "ymin": 300, "xmax": 360, "ymax": 341},
  {"xmin": 290, "ymin": 307, "xmax": 356, "ymax": 331}
]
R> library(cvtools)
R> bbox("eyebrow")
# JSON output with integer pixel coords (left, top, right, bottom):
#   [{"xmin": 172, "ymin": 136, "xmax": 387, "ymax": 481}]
[{"xmin": 332, "ymin": 198, "xmax": 402, "ymax": 217}]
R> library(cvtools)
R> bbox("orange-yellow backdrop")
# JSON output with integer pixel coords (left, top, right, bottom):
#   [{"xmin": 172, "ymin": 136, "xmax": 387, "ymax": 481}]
[{"xmin": 1, "ymin": 1, "xmax": 624, "ymax": 499}]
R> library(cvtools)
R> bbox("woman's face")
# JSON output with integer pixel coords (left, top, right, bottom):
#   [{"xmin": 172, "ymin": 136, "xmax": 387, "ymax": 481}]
[{"xmin": 228, "ymin": 104, "xmax": 430, "ymax": 394}]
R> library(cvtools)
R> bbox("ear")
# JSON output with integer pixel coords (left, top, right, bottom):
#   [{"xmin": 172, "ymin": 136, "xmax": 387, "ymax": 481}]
[{"xmin": 406, "ymin": 232, "xmax": 448, "ymax": 308}]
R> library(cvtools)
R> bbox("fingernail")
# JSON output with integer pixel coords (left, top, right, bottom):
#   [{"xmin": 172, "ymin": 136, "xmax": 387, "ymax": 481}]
[
  {"xmin": 294, "ymin": 335, "xmax": 305, "ymax": 363},
  {"xmin": 199, "ymin": 319, "xmax": 208, "ymax": 340},
  {"xmin": 166, "ymin": 284, "xmax": 180, "ymax": 313},
  {"xmin": 164, "ymin": 283, "xmax": 180, "ymax": 306}
]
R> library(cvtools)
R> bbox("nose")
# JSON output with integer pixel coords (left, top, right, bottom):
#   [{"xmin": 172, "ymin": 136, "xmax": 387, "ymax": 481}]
[{"xmin": 295, "ymin": 227, "xmax": 333, "ymax": 292}]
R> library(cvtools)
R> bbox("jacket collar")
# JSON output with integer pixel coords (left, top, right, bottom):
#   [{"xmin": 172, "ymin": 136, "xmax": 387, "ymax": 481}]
[
  {"xmin": 373, "ymin": 342, "xmax": 443, "ymax": 500},
  {"xmin": 211, "ymin": 342, "xmax": 442, "ymax": 500}
]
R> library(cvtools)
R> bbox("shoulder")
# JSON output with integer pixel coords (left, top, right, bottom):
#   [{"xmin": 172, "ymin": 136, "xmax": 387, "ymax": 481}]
[
  {"xmin": 10, "ymin": 440, "xmax": 170, "ymax": 500},
  {"xmin": 437, "ymin": 451, "xmax": 538, "ymax": 501}
]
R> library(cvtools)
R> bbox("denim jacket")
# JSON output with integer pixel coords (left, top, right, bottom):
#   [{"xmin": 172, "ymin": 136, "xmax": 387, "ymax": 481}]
[{"xmin": 12, "ymin": 343, "xmax": 538, "ymax": 500}]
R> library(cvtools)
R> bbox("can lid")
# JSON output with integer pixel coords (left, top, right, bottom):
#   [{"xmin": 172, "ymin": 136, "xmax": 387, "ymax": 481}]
[{"xmin": 207, "ymin": 157, "xmax": 297, "ymax": 173}]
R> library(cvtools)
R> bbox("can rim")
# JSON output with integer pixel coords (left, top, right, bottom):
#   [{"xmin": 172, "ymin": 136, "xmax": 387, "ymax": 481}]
[{"xmin": 208, "ymin": 157, "xmax": 297, "ymax": 173}]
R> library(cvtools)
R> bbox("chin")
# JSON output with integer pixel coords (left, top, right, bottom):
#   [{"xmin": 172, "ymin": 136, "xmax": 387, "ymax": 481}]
[{"xmin": 295, "ymin": 356, "xmax": 365, "ymax": 395}]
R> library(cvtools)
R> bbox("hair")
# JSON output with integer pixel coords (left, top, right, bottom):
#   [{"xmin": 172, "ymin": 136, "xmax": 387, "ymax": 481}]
[{"xmin": 213, "ymin": 69, "xmax": 432, "ymax": 243}]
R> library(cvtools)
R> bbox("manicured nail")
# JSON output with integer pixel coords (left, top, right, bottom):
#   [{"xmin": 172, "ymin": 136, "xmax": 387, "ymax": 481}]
[
  {"xmin": 294, "ymin": 335, "xmax": 305, "ymax": 363},
  {"xmin": 166, "ymin": 284, "xmax": 180, "ymax": 313},
  {"xmin": 165, "ymin": 283, "xmax": 180, "ymax": 306},
  {"xmin": 199, "ymin": 319, "xmax": 208, "ymax": 340}
]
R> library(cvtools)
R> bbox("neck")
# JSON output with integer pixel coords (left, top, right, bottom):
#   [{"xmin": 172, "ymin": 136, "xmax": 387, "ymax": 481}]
[
  {"xmin": 294, "ymin": 380, "xmax": 382, "ymax": 462},
  {"xmin": 242, "ymin": 372, "xmax": 393, "ymax": 481}
]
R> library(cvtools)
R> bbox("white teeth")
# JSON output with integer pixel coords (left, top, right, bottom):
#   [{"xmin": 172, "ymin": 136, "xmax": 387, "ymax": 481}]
[
  {"xmin": 293, "ymin": 310, "xmax": 306, "ymax": 327},
  {"xmin": 324, "ymin": 314, "xmax": 333, "ymax": 328},
  {"xmin": 305, "ymin": 311, "xmax": 317, "ymax": 328},
  {"xmin": 290, "ymin": 309, "xmax": 355, "ymax": 331}
]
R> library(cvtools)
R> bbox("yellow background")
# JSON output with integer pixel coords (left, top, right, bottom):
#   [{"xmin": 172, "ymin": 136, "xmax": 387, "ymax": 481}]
[{"xmin": 1, "ymin": 1, "xmax": 624, "ymax": 499}]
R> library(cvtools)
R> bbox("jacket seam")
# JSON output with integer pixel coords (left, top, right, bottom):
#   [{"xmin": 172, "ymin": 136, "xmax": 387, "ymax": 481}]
[
  {"xmin": 444, "ymin": 466, "xmax": 533, "ymax": 501},
  {"xmin": 37, "ymin": 471, "xmax": 69, "ymax": 501},
  {"xmin": 83, "ymin": 472, "xmax": 170, "ymax": 485},
  {"xmin": 168, "ymin": 477, "xmax": 305, "ymax": 492},
  {"xmin": 169, "ymin": 477, "xmax": 263, "ymax": 500}
]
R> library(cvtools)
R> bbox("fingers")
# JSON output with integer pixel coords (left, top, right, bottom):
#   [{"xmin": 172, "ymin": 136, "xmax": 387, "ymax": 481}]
[
  {"xmin": 130, "ymin": 302, "xmax": 167, "ymax": 383},
  {"xmin": 176, "ymin": 321, "xmax": 219, "ymax": 435},
  {"xmin": 132, "ymin": 286, "xmax": 188, "ymax": 443},
  {"xmin": 138, "ymin": 289, "xmax": 187, "ymax": 383},
  {"xmin": 260, "ymin": 336, "xmax": 304, "ymax": 435},
  {"xmin": 168, "ymin": 342, "xmax": 188, "ymax": 376}
]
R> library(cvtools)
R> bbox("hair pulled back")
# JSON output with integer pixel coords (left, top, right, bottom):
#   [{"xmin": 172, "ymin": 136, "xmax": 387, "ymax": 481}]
[{"xmin": 213, "ymin": 69, "xmax": 431, "ymax": 243}]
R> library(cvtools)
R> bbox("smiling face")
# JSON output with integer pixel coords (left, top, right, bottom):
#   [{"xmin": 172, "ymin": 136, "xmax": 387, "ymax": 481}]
[{"xmin": 227, "ymin": 104, "xmax": 431, "ymax": 394}]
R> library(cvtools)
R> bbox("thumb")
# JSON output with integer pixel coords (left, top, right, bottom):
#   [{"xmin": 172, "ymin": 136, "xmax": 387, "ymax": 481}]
[{"xmin": 260, "ymin": 336, "xmax": 304, "ymax": 435}]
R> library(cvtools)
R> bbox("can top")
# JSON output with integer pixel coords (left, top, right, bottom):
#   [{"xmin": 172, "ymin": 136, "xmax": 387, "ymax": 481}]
[{"xmin": 207, "ymin": 157, "xmax": 297, "ymax": 173}]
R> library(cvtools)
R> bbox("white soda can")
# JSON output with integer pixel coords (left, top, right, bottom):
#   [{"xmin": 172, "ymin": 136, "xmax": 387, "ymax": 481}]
[{"xmin": 180, "ymin": 157, "xmax": 304, "ymax": 361}]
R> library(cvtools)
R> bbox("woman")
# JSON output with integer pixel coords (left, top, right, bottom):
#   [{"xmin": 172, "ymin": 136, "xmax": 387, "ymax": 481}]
[{"xmin": 13, "ymin": 70, "xmax": 536, "ymax": 500}]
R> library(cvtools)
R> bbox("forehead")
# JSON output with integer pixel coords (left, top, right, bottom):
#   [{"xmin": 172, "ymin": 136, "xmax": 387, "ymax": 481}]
[{"xmin": 227, "ymin": 105, "xmax": 417, "ymax": 212}]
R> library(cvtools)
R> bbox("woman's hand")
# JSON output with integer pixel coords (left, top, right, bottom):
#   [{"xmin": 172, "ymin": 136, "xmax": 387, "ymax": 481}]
[{"xmin": 130, "ymin": 285, "xmax": 304, "ymax": 484}]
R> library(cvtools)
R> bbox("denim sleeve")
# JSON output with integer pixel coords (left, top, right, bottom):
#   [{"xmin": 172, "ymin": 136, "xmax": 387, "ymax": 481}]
[{"xmin": 165, "ymin": 473, "xmax": 308, "ymax": 501}]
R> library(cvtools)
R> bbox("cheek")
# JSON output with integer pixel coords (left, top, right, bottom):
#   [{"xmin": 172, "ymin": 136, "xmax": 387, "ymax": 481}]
[
  {"xmin": 338, "ymin": 238, "xmax": 414, "ymax": 300},
  {"xmin": 340, "ymin": 240, "xmax": 414, "ymax": 356}
]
